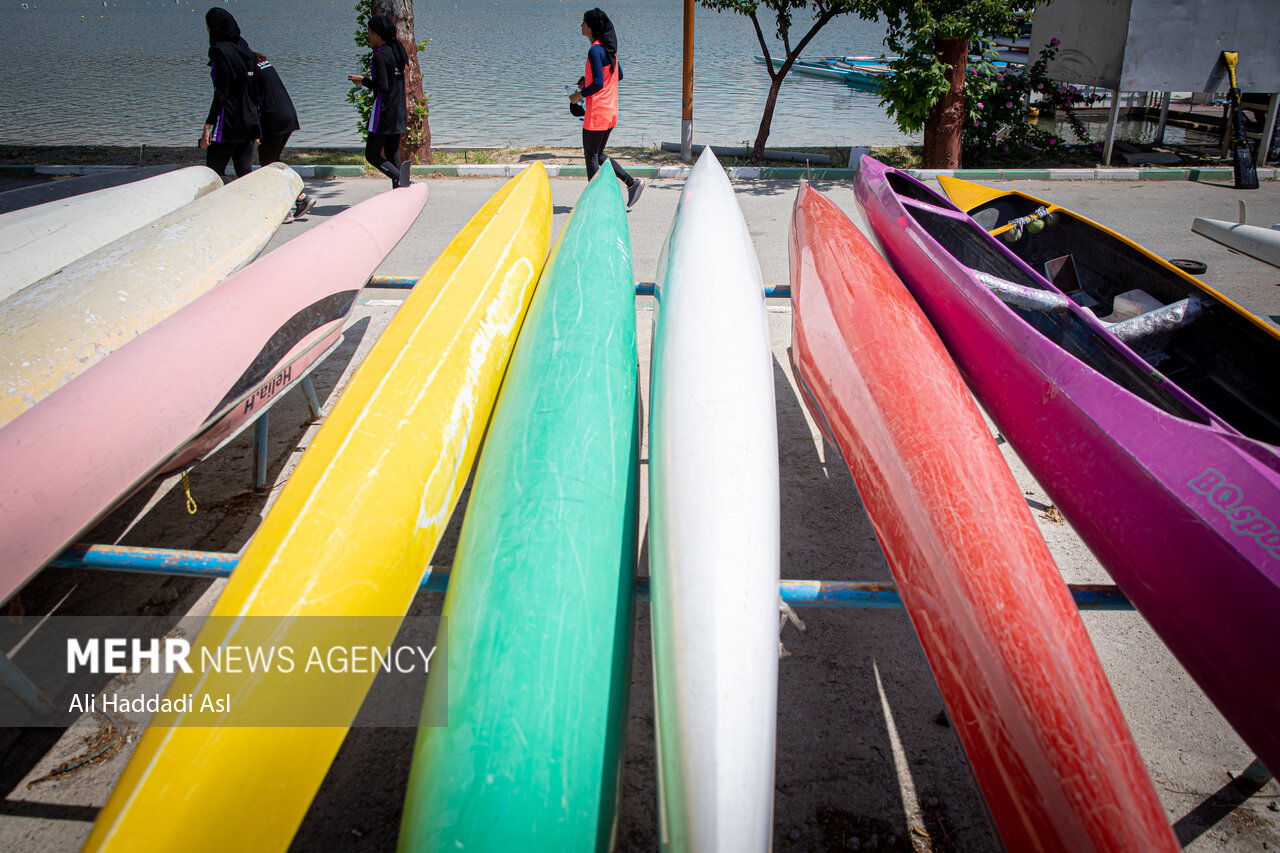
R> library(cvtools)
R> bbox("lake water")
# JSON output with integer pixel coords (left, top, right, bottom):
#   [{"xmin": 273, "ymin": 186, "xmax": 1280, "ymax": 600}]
[{"xmin": 0, "ymin": 0, "xmax": 915, "ymax": 148}]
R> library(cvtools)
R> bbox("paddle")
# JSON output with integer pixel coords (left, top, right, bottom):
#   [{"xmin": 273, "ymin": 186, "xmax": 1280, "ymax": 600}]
[{"xmin": 1223, "ymin": 51, "xmax": 1259, "ymax": 190}]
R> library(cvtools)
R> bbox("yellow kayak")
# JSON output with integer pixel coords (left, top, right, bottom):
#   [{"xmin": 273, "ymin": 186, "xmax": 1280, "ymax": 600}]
[{"xmin": 83, "ymin": 164, "xmax": 552, "ymax": 852}]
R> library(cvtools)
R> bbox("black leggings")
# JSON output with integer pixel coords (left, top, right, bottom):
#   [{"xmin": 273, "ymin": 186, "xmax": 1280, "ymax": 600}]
[
  {"xmin": 206, "ymin": 138, "xmax": 255, "ymax": 180},
  {"xmin": 365, "ymin": 132, "xmax": 403, "ymax": 186},
  {"xmin": 258, "ymin": 132, "xmax": 292, "ymax": 166},
  {"xmin": 583, "ymin": 128, "xmax": 634, "ymax": 186}
]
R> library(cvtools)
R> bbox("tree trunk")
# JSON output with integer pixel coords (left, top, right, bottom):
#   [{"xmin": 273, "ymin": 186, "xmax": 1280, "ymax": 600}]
[
  {"xmin": 747, "ymin": 10, "xmax": 837, "ymax": 163},
  {"xmin": 921, "ymin": 38, "xmax": 968, "ymax": 169},
  {"xmin": 373, "ymin": 0, "xmax": 433, "ymax": 165},
  {"xmin": 753, "ymin": 73, "xmax": 786, "ymax": 163}
]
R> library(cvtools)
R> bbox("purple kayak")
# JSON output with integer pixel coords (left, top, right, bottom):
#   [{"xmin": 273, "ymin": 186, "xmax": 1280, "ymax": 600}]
[{"xmin": 854, "ymin": 155, "xmax": 1280, "ymax": 775}]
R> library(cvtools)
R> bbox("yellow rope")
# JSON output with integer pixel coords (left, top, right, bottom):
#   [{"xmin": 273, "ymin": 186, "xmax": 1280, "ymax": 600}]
[{"xmin": 181, "ymin": 471, "xmax": 198, "ymax": 515}]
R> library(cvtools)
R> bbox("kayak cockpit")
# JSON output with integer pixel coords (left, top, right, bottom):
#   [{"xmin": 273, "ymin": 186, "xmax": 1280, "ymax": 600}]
[
  {"xmin": 897, "ymin": 195, "xmax": 1214, "ymax": 428},
  {"xmin": 881, "ymin": 171, "xmax": 1280, "ymax": 445},
  {"xmin": 987, "ymin": 211, "xmax": 1280, "ymax": 445}
]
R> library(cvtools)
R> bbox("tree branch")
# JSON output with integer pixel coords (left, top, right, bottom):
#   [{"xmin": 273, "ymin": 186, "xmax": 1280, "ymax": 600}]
[{"xmin": 749, "ymin": 12, "xmax": 778, "ymax": 83}]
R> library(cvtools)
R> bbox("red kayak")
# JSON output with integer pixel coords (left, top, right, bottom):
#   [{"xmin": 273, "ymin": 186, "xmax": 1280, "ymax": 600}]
[{"xmin": 788, "ymin": 182, "xmax": 1177, "ymax": 851}]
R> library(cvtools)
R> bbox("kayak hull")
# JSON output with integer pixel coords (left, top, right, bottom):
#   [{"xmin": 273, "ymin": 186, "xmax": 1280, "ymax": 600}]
[
  {"xmin": 0, "ymin": 162, "xmax": 302, "ymax": 429},
  {"xmin": 789, "ymin": 182, "xmax": 1177, "ymax": 851},
  {"xmin": 0, "ymin": 184, "xmax": 429, "ymax": 605},
  {"xmin": 649, "ymin": 150, "xmax": 780, "ymax": 851},
  {"xmin": 1192, "ymin": 216, "xmax": 1280, "ymax": 270},
  {"xmin": 857, "ymin": 156, "xmax": 1280, "ymax": 783},
  {"xmin": 399, "ymin": 167, "xmax": 639, "ymax": 852},
  {"xmin": 0, "ymin": 165, "xmax": 223, "ymax": 301},
  {"xmin": 84, "ymin": 166, "xmax": 552, "ymax": 853}
]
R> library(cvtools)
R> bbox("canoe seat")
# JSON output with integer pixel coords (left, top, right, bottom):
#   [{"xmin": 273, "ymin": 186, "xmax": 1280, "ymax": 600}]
[{"xmin": 1100, "ymin": 289, "xmax": 1165, "ymax": 324}]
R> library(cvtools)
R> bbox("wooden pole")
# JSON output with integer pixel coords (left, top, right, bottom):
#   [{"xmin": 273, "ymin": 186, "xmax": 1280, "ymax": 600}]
[{"xmin": 681, "ymin": 0, "xmax": 694, "ymax": 163}]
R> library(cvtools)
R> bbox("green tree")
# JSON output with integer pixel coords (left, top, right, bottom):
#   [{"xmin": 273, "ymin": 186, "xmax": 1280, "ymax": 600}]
[
  {"xmin": 861, "ymin": 0, "xmax": 1028, "ymax": 168},
  {"xmin": 700, "ymin": 0, "xmax": 860, "ymax": 162}
]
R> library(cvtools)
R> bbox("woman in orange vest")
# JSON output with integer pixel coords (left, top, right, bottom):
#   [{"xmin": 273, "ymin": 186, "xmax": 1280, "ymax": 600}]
[{"xmin": 569, "ymin": 8, "xmax": 645, "ymax": 207}]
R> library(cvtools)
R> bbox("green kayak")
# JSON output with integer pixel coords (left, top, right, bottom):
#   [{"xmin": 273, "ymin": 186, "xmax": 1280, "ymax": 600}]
[{"xmin": 398, "ymin": 166, "xmax": 639, "ymax": 851}]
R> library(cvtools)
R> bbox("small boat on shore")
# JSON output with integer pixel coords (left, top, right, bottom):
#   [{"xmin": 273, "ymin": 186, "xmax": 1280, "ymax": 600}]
[
  {"xmin": 789, "ymin": 180, "xmax": 1177, "ymax": 851},
  {"xmin": 754, "ymin": 54, "xmax": 890, "ymax": 91},
  {"xmin": 855, "ymin": 156, "xmax": 1280, "ymax": 779},
  {"xmin": 1192, "ymin": 216, "xmax": 1280, "ymax": 269}
]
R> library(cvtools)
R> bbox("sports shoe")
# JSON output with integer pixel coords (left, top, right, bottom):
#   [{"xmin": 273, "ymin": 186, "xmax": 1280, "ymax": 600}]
[
  {"xmin": 627, "ymin": 179, "xmax": 645, "ymax": 209},
  {"xmin": 293, "ymin": 193, "xmax": 316, "ymax": 220},
  {"xmin": 398, "ymin": 161, "xmax": 412, "ymax": 188}
]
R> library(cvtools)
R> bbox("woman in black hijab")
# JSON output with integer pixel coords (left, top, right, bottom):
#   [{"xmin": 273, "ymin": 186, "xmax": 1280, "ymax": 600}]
[
  {"xmin": 569, "ymin": 8, "xmax": 643, "ymax": 207},
  {"xmin": 348, "ymin": 15, "xmax": 411, "ymax": 189},
  {"xmin": 253, "ymin": 50, "xmax": 315, "ymax": 219},
  {"xmin": 200, "ymin": 8, "xmax": 260, "ymax": 180}
]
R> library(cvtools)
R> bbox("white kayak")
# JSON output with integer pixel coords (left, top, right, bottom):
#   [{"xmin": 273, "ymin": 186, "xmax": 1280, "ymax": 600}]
[
  {"xmin": 648, "ymin": 148, "xmax": 780, "ymax": 851},
  {"xmin": 0, "ymin": 166, "xmax": 223, "ymax": 301},
  {"xmin": 0, "ymin": 162, "xmax": 300, "ymax": 430},
  {"xmin": 1192, "ymin": 216, "xmax": 1280, "ymax": 269}
]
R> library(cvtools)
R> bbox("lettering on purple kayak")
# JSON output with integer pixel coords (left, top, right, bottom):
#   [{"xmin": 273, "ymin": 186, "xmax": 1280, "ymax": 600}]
[
  {"xmin": 242, "ymin": 364, "xmax": 293, "ymax": 415},
  {"xmin": 1189, "ymin": 468, "xmax": 1280, "ymax": 560}
]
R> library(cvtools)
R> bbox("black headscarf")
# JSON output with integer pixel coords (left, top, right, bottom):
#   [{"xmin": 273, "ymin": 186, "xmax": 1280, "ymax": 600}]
[
  {"xmin": 369, "ymin": 14, "xmax": 409, "ymax": 70},
  {"xmin": 206, "ymin": 8, "xmax": 254, "ymax": 68},
  {"xmin": 583, "ymin": 8, "xmax": 617, "ymax": 64}
]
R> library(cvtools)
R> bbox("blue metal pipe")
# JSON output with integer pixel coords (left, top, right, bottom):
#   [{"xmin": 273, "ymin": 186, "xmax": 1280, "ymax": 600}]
[
  {"xmin": 366, "ymin": 276, "xmax": 792, "ymax": 300},
  {"xmin": 51, "ymin": 544, "xmax": 1133, "ymax": 610},
  {"xmin": 301, "ymin": 376, "xmax": 323, "ymax": 421}
]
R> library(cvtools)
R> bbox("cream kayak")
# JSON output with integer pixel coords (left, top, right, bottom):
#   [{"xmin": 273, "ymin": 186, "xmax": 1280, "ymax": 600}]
[
  {"xmin": 0, "ymin": 162, "xmax": 300, "ymax": 430},
  {"xmin": 0, "ymin": 165, "xmax": 223, "ymax": 301}
]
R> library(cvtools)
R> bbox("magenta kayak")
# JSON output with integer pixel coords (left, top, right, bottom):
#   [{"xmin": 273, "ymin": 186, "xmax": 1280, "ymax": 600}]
[{"xmin": 854, "ymin": 155, "xmax": 1280, "ymax": 777}]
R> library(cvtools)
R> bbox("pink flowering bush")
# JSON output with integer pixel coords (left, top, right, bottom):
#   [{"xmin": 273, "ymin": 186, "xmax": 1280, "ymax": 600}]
[{"xmin": 962, "ymin": 38, "xmax": 1102, "ymax": 163}]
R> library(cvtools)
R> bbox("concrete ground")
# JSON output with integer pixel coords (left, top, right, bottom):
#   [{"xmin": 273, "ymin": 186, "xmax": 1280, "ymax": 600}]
[{"xmin": 1, "ymin": 169, "xmax": 1279, "ymax": 852}]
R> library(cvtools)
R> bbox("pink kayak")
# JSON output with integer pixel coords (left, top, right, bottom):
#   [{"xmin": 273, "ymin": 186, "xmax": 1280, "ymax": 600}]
[{"xmin": 0, "ymin": 184, "xmax": 428, "ymax": 604}]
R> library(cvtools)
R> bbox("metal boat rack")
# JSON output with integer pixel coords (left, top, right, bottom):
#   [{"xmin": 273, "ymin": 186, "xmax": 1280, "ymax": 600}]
[{"xmin": 2, "ymin": 275, "xmax": 1269, "ymax": 797}]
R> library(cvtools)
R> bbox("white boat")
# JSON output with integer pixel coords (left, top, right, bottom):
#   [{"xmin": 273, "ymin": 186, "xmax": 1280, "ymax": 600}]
[
  {"xmin": 0, "ymin": 162, "xmax": 300, "ymax": 430},
  {"xmin": 1192, "ymin": 216, "xmax": 1280, "ymax": 270},
  {"xmin": 648, "ymin": 149, "xmax": 780, "ymax": 851},
  {"xmin": 0, "ymin": 165, "xmax": 185, "ymax": 216},
  {"xmin": 0, "ymin": 166, "xmax": 222, "ymax": 301}
]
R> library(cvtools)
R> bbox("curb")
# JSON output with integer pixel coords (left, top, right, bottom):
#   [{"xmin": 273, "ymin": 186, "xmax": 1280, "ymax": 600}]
[
  {"xmin": 407, "ymin": 164, "xmax": 1269, "ymax": 182},
  {"xmin": 2, "ymin": 163, "xmax": 1273, "ymax": 183}
]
